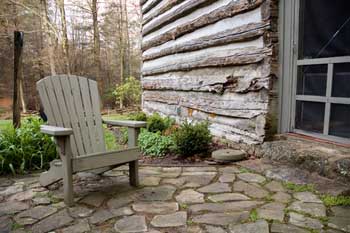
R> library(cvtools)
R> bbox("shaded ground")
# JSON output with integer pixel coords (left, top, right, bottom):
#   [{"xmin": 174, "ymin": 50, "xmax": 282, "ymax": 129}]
[{"xmin": 0, "ymin": 163, "xmax": 349, "ymax": 233}]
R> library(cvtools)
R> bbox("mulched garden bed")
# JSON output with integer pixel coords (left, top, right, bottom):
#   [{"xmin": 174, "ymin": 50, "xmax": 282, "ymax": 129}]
[{"xmin": 139, "ymin": 142, "xmax": 229, "ymax": 166}]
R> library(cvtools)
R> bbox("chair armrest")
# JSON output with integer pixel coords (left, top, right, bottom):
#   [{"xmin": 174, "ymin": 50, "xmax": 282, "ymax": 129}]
[
  {"xmin": 102, "ymin": 119, "xmax": 147, "ymax": 128},
  {"xmin": 41, "ymin": 125, "xmax": 73, "ymax": 136}
]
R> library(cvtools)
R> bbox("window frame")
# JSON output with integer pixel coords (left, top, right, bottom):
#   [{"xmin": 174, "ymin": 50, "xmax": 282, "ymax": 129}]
[{"xmin": 278, "ymin": 0, "xmax": 350, "ymax": 144}]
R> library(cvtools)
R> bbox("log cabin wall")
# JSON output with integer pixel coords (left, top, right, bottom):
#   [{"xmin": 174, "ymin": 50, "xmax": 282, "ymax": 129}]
[{"xmin": 140, "ymin": 0, "xmax": 279, "ymax": 144}]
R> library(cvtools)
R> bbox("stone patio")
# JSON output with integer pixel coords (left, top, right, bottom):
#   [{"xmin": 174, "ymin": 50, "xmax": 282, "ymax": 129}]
[{"xmin": 0, "ymin": 164, "xmax": 349, "ymax": 233}]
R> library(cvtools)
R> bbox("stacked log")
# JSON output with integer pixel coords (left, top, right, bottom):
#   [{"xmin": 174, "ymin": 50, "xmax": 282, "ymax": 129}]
[{"xmin": 141, "ymin": 0, "xmax": 278, "ymax": 144}]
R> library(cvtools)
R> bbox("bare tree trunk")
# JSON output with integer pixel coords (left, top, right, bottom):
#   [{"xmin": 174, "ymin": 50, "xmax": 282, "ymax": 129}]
[
  {"xmin": 56, "ymin": 0, "xmax": 70, "ymax": 74},
  {"xmin": 123, "ymin": 0, "xmax": 131, "ymax": 78},
  {"xmin": 92, "ymin": 0, "xmax": 103, "ymax": 95},
  {"xmin": 41, "ymin": 0, "xmax": 56, "ymax": 75},
  {"xmin": 117, "ymin": 0, "xmax": 124, "ymax": 109}
]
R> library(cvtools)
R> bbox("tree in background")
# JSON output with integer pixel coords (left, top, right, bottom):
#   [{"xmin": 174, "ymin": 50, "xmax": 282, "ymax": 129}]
[{"xmin": 0, "ymin": 0, "xmax": 142, "ymax": 112}]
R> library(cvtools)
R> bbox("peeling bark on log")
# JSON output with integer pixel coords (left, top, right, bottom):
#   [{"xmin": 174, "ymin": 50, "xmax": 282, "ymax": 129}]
[
  {"xmin": 143, "ymin": 7, "xmax": 263, "ymax": 59},
  {"xmin": 140, "ymin": 0, "xmax": 147, "ymax": 6},
  {"xmin": 142, "ymin": 64, "xmax": 270, "ymax": 93},
  {"xmin": 143, "ymin": 0, "xmax": 217, "ymax": 36},
  {"xmin": 143, "ymin": 90, "xmax": 269, "ymax": 119},
  {"xmin": 142, "ymin": 0, "xmax": 162, "ymax": 14},
  {"xmin": 142, "ymin": 0, "xmax": 263, "ymax": 50},
  {"xmin": 143, "ymin": 0, "xmax": 186, "ymax": 25},
  {"xmin": 143, "ymin": 22, "xmax": 269, "ymax": 61},
  {"xmin": 142, "ymin": 42, "xmax": 271, "ymax": 76}
]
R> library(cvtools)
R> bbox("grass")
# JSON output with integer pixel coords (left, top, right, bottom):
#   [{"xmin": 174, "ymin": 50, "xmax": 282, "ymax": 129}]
[
  {"xmin": 321, "ymin": 195, "xmax": 350, "ymax": 207},
  {"xmin": 0, "ymin": 119, "xmax": 11, "ymax": 130},
  {"xmin": 102, "ymin": 113, "xmax": 132, "ymax": 121},
  {"xmin": 249, "ymin": 209, "xmax": 258, "ymax": 222},
  {"xmin": 238, "ymin": 167, "xmax": 251, "ymax": 173},
  {"xmin": 283, "ymin": 181, "xmax": 315, "ymax": 192}
]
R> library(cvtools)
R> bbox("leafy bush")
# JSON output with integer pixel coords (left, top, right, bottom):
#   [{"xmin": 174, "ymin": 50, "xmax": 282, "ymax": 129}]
[
  {"xmin": 113, "ymin": 77, "xmax": 141, "ymax": 107},
  {"xmin": 174, "ymin": 121, "xmax": 212, "ymax": 157},
  {"xmin": 0, "ymin": 117, "xmax": 57, "ymax": 175},
  {"xmin": 147, "ymin": 113, "xmax": 174, "ymax": 133},
  {"xmin": 128, "ymin": 112, "xmax": 147, "ymax": 121},
  {"xmin": 138, "ymin": 130, "xmax": 175, "ymax": 157}
]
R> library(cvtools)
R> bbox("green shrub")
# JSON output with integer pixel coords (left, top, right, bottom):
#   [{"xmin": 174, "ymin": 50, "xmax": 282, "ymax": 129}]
[
  {"xmin": 138, "ymin": 130, "xmax": 175, "ymax": 157},
  {"xmin": 0, "ymin": 117, "xmax": 57, "ymax": 175},
  {"xmin": 113, "ymin": 77, "xmax": 141, "ymax": 107},
  {"xmin": 128, "ymin": 112, "xmax": 147, "ymax": 121},
  {"xmin": 174, "ymin": 121, "xmax": 212, "ymax": 157},
  {"xmin": 147, "ymin": 113, "xmax": 174, "ymax": 133}
]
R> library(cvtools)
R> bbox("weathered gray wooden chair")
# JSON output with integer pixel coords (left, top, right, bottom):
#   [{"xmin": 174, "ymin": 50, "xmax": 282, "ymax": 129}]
[{"xmin": 37, "ymin": 75, "xmax": 146, "ymax": 206}]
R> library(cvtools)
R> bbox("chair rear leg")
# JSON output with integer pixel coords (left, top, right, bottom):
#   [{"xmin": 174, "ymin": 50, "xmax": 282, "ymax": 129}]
[{"xmin": 129, "ymin": 160, "xmax": 139, "ymax": 187}]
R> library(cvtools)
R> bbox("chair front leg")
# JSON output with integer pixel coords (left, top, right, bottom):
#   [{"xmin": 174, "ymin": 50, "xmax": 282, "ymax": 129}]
[
  {"xmin": 128, "ymin": 127, "xmax": 140, "ymax": 187},
  {"xmin": 56, "ymin": 136, "xmax": 74, "ymax": 206}
]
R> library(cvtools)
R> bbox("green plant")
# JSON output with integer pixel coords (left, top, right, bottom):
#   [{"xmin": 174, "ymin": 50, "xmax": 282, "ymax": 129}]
[
  {"xmin": 128, "ymin": 112, "xmax": 147, "ymax": 121},
  {"xmin": 104, "ymin": 127, "xmax": 121, "ymax": 150},
  {"xmin": 173, "ymin": 121, "xmax": 212, "ymax": 157},
  {"xmin": 249, "ymin": 209, "xmax": 258, "ymax": 222},
  {"xmin": 138, "ymin": 130, "xmax": 175, "ymax": 157},
  {"xmin": 321, "ymin": 195, "xmax": 350, "ymax": 207},
  {"xmin": 146, "ymin": 113, "xmax": 174, "ymax": 133},
  {"xmin": 0, "ymin": 117, "xmax": 57, "ymax": 175},
  {"xmin": 113, "ymin": 77, "xmax": 141, "ymax": 107},
  {"xmin": 283, "ymin": 182, "xmax": 315, "ymax": 192}
]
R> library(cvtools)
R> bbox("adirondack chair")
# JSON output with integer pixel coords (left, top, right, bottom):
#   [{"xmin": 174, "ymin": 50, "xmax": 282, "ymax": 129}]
[{"xmin": 37, "ymin": 75, "xmax": 146, "ymax": 206}]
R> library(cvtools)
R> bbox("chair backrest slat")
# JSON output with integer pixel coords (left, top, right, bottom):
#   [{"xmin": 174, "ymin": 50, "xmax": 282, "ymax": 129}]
[
  {"xmin": 37, "ymin": 75, "xmax": 106, "ymax": 157},
  {"xmin": 88, "ymin": 79, "xmax": 106, "ymax": 152},
  {"xmin": 50, "ymin": 76, "xmax": 79, "ymax": 155}
]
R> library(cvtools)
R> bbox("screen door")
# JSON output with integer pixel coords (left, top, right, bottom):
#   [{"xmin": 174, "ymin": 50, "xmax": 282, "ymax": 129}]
[{"xmin": 293, "ymin": 0, "xmax": 350, "ymax": 143}]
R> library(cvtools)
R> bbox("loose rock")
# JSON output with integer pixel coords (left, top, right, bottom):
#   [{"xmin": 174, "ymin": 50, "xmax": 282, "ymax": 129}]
[{"xmin": 212, "ymin": 149, "xmax": 246, "ymax": 161}]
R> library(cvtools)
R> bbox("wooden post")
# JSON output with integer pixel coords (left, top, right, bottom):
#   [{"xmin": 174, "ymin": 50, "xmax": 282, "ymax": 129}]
[{"xmin": 13, "ymin": 31, "xmax": 24, "ymax": 128}]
